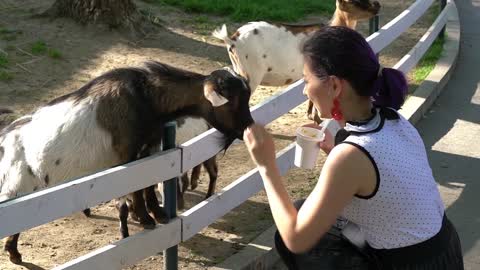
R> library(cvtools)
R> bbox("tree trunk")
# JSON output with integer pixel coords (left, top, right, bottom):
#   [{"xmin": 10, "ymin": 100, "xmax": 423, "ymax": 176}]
[{"xmin": 43, "ymin": 0, "xmax": 154, "ymax": 35}]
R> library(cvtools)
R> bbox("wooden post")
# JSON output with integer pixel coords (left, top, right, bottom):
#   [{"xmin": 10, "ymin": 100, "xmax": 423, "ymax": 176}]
[{"xmin": 162, "ymin": 121, "xmax": 178, "ymax": 270}]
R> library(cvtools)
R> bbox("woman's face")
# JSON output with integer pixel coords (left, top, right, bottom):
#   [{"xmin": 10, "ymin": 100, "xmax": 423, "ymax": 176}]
[{"xmin": 303, "ymin": 63, "xmax": 334, "ymax": 119}]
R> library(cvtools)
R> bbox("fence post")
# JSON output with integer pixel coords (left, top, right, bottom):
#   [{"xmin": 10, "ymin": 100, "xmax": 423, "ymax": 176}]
[
  {"xmin": 162, "ymin": 121, "xmax": 178, "ymax": 270},
  {"xmin": 369, "ymin": 15, "xmax": 380, "ymax": 57},
  {"xmin": 439, "ymin": 0, "xmax": 447, "ymax": 39}
]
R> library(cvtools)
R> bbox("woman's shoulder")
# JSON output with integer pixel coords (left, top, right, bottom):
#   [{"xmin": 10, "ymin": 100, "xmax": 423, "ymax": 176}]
[
  {"xmin": 326, "ymin": 142, "xmax": 372, "ymax": 171},
  {"xmin": 324, "ymin": 142, "xmax": 378, "ymax": 197}
]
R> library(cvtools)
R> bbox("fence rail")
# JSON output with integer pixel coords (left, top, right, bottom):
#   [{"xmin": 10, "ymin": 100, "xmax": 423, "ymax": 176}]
[
  {"xmin": 0, "ymin": 1, "xmax": 458, "ymax": 269},
  {"xmin": 0, "ymin": 149, "xmax": 181, "ymax": 239}
]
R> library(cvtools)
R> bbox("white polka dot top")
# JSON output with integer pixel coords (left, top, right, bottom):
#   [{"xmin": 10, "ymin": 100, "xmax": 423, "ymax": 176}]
[{"xmin": 339, "ymin": 107, "xmax": 445, "ymax": 249}]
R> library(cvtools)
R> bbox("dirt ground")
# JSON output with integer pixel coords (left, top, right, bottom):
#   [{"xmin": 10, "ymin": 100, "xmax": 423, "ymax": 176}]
[{"xmin": 0, "ymin": 0, "xmax": 440, "ymax": 269}]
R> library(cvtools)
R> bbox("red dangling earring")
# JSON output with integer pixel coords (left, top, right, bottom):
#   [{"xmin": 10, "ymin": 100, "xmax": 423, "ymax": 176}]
[{"xmin": 331, "ymin": 98, "xmax": 343, "ymax": 120}]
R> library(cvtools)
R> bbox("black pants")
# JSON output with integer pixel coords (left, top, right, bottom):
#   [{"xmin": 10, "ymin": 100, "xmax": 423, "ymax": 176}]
[{"xmin": 274, "ymin": 200, "xmax": 464, "ymax": 270}]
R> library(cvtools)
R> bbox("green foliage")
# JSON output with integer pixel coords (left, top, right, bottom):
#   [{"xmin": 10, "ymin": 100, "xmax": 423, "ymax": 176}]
[{"xmin": 155, "ymin": 0, "xmax": 335, "ymax": 22}]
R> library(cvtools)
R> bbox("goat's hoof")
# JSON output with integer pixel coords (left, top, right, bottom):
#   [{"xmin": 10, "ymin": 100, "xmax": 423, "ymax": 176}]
[
  {"xmin": 120, "ymin": 229, "xmax": 129, "ymax": 239},
  {"xmin": 130, "ymin": 212, "xmax": 140, "ymax": 222},
  {"xmin": 8, "ymin": 251, "xmax": 22, "ymax": 264},
  {"xmin": 152, "ymin": 209, "xmax": 168, "ymax": 224},
  {"xmin": 83, "ymin": 208, "xmax": 91, "ymax": 217},
  {"xmin": 142, "ymin": 223, "xmax": 156, "ymax": 230},
  {"xmin": 155, "ymin": 215, "xmax": 169, "ymax": 224},
  {"xmin": 139, "ymin": 216, "xmax": 156, "ymax": 229}
]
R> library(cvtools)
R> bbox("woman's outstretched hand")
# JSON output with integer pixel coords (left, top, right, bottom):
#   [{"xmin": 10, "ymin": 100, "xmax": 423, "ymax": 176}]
[{"xmin": 243, "ymin": 124, "xmax": 277, "ymax": 170}]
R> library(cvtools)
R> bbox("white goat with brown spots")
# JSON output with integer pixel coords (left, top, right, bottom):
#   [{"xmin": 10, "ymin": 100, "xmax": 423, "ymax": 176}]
[{"xmin": 213, "ymin": 0, "xmax": 380, "ymax": 122}]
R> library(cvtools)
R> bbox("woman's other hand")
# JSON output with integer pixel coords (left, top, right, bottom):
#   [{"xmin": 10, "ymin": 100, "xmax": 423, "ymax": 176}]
[
  {"xmin": 319, "ymin": 129, "xmax": 335, "ymax": 154},
  {"xmin": 243, "ymin": 124, "xmax": 277, "ymax": 170},
  {"xmin": 301, "ymin": 122, "xmax": 335, "ymax": 155}
]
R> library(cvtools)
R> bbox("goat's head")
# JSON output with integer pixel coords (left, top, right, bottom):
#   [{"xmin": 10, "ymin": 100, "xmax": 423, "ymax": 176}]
[
  {"xmin": 202, "ymin": 67, "xmax": 254, "ymax": 147},
  {"xmin": 337, "ymin": 0, "xmax": 381, "ymax": 21}
]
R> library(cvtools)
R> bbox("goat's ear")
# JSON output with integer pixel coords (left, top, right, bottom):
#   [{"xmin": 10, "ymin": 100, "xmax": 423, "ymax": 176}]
[{"xmin": 204, "ymin": 81, "xmax": 229, "ymax": 107}]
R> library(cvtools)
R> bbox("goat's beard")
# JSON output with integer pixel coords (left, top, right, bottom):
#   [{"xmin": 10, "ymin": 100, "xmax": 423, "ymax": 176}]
[{"xmin": 222, "ymin": 135, "xmax": 237, "ymax": 153}]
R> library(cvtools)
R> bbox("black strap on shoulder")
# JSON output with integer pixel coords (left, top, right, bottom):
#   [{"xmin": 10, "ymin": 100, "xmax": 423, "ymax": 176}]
[{"xmin": 335, "ymin": 128, "xmax": 351, "ymax": 146}]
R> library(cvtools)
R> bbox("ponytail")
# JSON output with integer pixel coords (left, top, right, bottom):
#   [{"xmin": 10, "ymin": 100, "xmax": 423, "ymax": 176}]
[{"xmin": 371, "ymin": 67, "xmax": 408, "ymax": 110}]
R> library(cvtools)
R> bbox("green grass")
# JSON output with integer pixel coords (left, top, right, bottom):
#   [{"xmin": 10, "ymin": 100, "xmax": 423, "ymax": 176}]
[
  {"xmin": 31, "ymin": 41, "xmax": 48, "ymax": 55},
  {"xmin": 0, "ymin": 70, "xmax": 13, "ymax": 81},
  {"xmin": 181, "ymin": 15, "xmax": 217, "ymax": 35},
  {"xmin": 412, "ymin": 36, "xmax": 444, "ymax": 84},
  {"xmin": 0, "ymin": 54, "xmax": 8, "ymax": 68},
  {"xmin": 47, "ymin": 48, "xmax": 62, "ymax": 59},
  {"xmin": 411, "ymin": 1, "xmax": 444, "ymax": 84},
  {"xmin": 0, "ymin": 27, "xmax": 22, "ymax": 41},
  {"xmin": 154, "ymin": 0, "xmax": 336, "ymax": 22},
  {"xmin": 5, "ymin": 45, "xmax": 15, "ymax": 51},
  {"xmin": 30, "ymin": 40, "xmax": 63, "ymax": 59}
]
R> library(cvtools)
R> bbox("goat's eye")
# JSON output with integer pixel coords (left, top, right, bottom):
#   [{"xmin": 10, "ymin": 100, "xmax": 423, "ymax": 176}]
[{"xmin": 219, "ymin": 88, "xmax": 230, "ymax": 98}]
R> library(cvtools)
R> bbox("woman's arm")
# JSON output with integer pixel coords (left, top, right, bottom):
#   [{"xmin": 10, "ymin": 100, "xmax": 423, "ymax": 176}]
[{"xmin": 244, "ymin": 124, "xmax": 376, "ymax": 253}]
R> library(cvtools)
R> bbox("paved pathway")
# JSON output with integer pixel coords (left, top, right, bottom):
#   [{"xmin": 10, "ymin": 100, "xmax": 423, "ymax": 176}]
[{"xmin": 416, "ymin": 1, "xmax": 480, "ymax": 269}]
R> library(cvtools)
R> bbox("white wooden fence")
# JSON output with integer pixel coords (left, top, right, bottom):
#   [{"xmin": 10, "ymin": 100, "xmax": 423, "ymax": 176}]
[{"xmin": 0, "ymin": 0, "xmax": 458, "ymax": 269}]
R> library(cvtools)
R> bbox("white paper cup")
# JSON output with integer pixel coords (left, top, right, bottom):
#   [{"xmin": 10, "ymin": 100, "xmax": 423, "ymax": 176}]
[{"xmin": 294, "ymin": 127, "xmax": 324, "ymax": 169}]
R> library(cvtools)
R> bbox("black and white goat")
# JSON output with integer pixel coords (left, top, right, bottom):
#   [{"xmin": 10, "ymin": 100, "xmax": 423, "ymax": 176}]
[
  {"xmin": 0, "ymin": 61, "xmax": 253, "ymax": 264},
  {"xmin": 213, "ymin": 0, "xmax": 380, "ymax": 122}
]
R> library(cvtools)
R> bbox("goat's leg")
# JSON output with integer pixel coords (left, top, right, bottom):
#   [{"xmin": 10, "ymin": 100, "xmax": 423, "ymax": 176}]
[
  {"xmin": 83, "ymin": 208, "xmax": 91, "ymax": 217},
  {"xmin": 131, "ymin": 190, "xmax": 155, "ymax": 229},
  {"xmin": 116, "ymin": 199, "xmax": 130, "ymax": 238},
  {"xmin": 144, "ymin": 185, "xmax": 168, "ymax": 223},
  {"xmin": 4, "ymin": 233, "xmax": 22, "ymax": 264},
  {"xmin": 204, "ymin": 156, "xmax": 218, "ymax": 198},
  {"xmin": 177, "ymin": 174, "xmax": 189, "ymax": 210},
  {"xmin": 190, "ymin": 165, "xmax": 202, "ymax": 191},
  {"xmin": 177, "ymin": 179, "xmax": 185, "ymax": 210},
  {"xmin": 180, "ymin": 173, "xmax": 189, "ymax": 193},
  {"xmin": 125, "ymin": 198, "xmax": 139, "ymax": 222}
]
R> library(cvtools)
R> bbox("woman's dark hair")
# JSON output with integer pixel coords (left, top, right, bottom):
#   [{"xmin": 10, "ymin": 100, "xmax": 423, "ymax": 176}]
[{"xmin": 301, "ymin": 26, "xmax": 407, "ymax": 110}]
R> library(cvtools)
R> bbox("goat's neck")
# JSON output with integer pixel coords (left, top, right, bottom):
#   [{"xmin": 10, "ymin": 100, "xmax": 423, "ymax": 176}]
[
  {"xmin": 330, "ymin": 10, "xmax": 357, "ymax": 29},
  {"xmin": 154, "ymin": 80, "xmax": 207, "ymax": 118}
]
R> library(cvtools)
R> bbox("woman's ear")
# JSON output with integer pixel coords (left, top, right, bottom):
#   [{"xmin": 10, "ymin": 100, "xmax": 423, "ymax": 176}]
[{"xmin": 330, "ymin": 76, "xmax": 344, "ymax": 99}]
